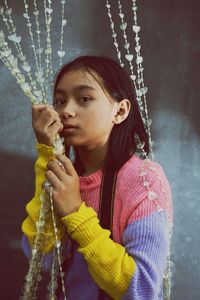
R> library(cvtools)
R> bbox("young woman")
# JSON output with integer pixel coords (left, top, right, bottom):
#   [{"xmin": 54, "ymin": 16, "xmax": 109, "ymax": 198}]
[{"xmin": 21, "ymin": 55, "xmax": 173, "ymax": 299}]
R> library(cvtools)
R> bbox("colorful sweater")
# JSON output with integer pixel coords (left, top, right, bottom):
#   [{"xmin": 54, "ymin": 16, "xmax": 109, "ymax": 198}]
[{"xmin": 22, "ymin": 144, "xmax": 173, "ymax": 300}]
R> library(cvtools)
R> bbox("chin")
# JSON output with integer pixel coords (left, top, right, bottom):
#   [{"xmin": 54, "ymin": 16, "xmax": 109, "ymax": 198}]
[
  {"xmin": 60, "ymin": 132, "xmax": 86, "ymax": 147},
  {"xmin": 63, "ymin": 137, "xmax": 82, "ymax": 146}
]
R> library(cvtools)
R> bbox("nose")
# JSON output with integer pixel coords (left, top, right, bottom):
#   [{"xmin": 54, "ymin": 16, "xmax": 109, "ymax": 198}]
[{"xmin": 60, "ymin": 100, "xmax": 77, "ymax": 118}]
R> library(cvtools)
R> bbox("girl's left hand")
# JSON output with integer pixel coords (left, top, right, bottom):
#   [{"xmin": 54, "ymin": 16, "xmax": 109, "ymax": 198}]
[{"xmin": 46, "ymin": 154, "xmax": 83, "ymax": 218}]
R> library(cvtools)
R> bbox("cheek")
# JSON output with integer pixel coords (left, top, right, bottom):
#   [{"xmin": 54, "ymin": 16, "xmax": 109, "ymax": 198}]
[
  {"xmin": 85, "ymin": 111, "xmax": 113, "ymax": 136},
  {"xmin": 88, "ymin": 105, "xmax": 113, "ymax": 123}
]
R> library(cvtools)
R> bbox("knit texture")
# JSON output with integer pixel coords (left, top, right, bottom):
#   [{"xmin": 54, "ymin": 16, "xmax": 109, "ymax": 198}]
[
  {"xmin": 22, "ymin": 144, "xmax": 173, "ymax": 299},
  {"xmin": 21, "ymin": 144, "xmax": 64, "ymax": 253},
  {"xmin": 61, "ymin": 202, "xmax": 136, "ymax": 299}
]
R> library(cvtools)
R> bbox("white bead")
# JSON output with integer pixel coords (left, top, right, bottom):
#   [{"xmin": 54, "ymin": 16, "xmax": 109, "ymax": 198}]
[
  {"xmin": 46, "ymin": 8, "xmax": 53, "ymax": 14},
  {"xmin": 124, "ymin": 43, "xmax": 130, "ymax": 49},
  {"xmin": 36, "ymin": 48, "xmax": 43, "ymax": 54},
  {"xmin": 120, "ymin": 22, "xmax": 127, "ymax": 30},
  {"xmin": 8, "ymin": 34, "xmax": 21, "ymax": 43},
  {"xmin": 140, "ymin": 87, "xmax": 148, "ymax": 95},
  {"xmin": 21, "ymin": 82, "xmax": 31, "ymax": 92},
  {"xmin": 139, "ymin": 170, "xmax": 147, "ymax": 177},
  {"xmin": 137, "ymin": 78, "xmax": 142, "ymax": 85},
  {"xmin": 33, "ymin": 10, "xmax": 39, "ymax": 16},
  {"xmin": 33, "ymin": 90, "xmax": 42, "ymax": 97},
  {"xmin": 114, "ymin": 41, "xmax": 119, "ymax": 47},
  {"xmin": 62, "ymin": 19, "xmax": 67, "ymax": 26},
  {"xmin": 57, "ymin": 50, "xmax": 65, "ymax": 58},
  {"xmin": 117, "ymin": 51, "xmax": 121, "ymax": 59},
  {"xmin": 138, "ymin": 67, "xmax": 144, "ymax": 73},
  {"xmin": 130, "ymin": 75, "xmax": 136, "ymax": 81},
  {"xmin": 136, "ymin": 56, "xmax": 143, "ymax": 64},
  {"xmin": 147, "ymin": 119, "xmax": 152, "ymax": 126},
  {"xmin": 55, "ymin": 240, "xmax": 61, "ymax": 248},
  {"xmin": 23, "ymin": 13, "xmax": 29, "ymax": 19},
  {"xmin": 32, "ymin": 249, "xmax": 38, "ymax": 255},
  {"xmin": 1, "ymin": 49, "xmax": 11, "ymax": 57},
  {"xmin": 132, "ymin": 25, "xmax": 141, "ymax": 33},
  {"xmin": 22, "ymin": 64, "xmax": 31, "ymax": 72},
  {"xmin": 125, "ymin": 54, "xmax": 134, "ymax": 62},
  {"xmin": 135, "ymin": 45, "xmax": 141, "ymax": 53},
  {"xmin": 157, "ymin": 205, "xmax": 163, "ymax": 213},
  {"xmin": 148, "ymin": 191, "xmax": 158, "ymax": 201}
]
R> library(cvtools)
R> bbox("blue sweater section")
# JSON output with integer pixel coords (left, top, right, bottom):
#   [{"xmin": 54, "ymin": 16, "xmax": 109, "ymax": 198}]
[{"xmin": 22, "ymin": 210, "xmax": 169, "ymax": 300}]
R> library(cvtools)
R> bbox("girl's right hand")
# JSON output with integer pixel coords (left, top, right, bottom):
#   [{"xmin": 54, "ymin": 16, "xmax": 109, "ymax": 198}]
[{"xmin": 32, "ymin": 104, "xmax": 63, "ymax": 146}]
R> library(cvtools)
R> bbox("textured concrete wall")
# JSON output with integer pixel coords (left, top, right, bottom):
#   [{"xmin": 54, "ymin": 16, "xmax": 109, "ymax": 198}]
[{"xmin": 0, "ymin": 0, "xmax": 200, "ymax": 299}]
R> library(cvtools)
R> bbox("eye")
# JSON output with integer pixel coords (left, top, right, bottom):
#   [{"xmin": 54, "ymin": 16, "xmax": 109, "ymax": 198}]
[
  {"xmin": 79, "ymin": 97, "xmax": 92, "ymax": 103},
  {"xmin": 53, "ymin": 98, "xmax": 65, "ymax": 106}
]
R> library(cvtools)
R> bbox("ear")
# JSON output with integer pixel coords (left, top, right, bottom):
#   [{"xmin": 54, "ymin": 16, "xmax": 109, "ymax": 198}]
[{"xmin": 113, "ymin": 99, "xmax": 131, "ymax": 124}]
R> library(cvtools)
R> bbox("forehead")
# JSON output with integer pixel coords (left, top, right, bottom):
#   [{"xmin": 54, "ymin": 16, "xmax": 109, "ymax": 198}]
[{"xmin": 56, "ymin": 69, "xmax": 103, "ymax": 92}]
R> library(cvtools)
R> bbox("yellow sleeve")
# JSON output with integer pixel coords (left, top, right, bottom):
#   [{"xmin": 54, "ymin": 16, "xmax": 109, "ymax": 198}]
[
  {"xmin": 61, "ymin": 202, "xmax": 136, "ymax": 299},
  {"xmin": 21, "ymin": 143, "xmax": 64, "ymax": 254}
]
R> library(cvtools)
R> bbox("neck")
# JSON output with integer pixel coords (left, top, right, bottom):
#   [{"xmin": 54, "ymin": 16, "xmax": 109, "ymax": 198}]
[{"xmin": 74, "ymin": 142, "xmax": 109, "ymax": 176}]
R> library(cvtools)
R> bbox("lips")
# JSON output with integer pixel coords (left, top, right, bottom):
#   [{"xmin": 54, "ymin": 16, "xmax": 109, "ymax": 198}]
[
  {"xmin": 63, "ymin": 125, "xmax": 78, "ymax": 129},
  {"xmin": 60, "ymin": 124, "xmax": 78, "ymax": 135}
]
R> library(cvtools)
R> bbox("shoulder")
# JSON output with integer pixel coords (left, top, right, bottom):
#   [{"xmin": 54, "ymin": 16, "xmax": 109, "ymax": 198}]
[
  {"xmin": 117, "ymin": 154, "xmax": 168, "ymax": 192},
  {"xmin": 116, "ymin": 154, "xmax": 173, "ymax": 223}
]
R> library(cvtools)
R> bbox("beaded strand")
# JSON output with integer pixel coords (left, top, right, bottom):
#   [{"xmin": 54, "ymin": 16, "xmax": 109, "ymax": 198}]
[
  {"xmin": 105, "ymin": 0, "xmax": 154, "ymax": 159},
  {"xmin": 139, "ymin": 159, "xmax": 173, "ymax": 300}
]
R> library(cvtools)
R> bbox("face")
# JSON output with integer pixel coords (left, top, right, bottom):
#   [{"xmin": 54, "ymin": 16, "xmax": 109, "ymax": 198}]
[{"xmin": 53, "ymin": 69, "xmax": 119, "ymax": 149}]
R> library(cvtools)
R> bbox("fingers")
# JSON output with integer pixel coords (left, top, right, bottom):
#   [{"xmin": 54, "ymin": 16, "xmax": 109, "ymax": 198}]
[
  {"xmin": 32, "ymin": 104, "xmax": 63, "ymax": 145},
  {"xmin": 47, "ymin": 160, "xmax": 66, "ymax": 182},
  {"xmin": 55, "ymin": 155, "xmax": 76, "ymax": 177},
  {"xmin": 49, "ymin": 120, "xmax": 64, "ymax": 134},
  {"xmin": 32, "ymin": 104, "xmax": 51, "ymax": 121},
  {"xmin": 32, "ymin": 105, "xmax": 60, "ymax": 127},
  {"xmin": 47, "ymin": 155, "xmax": 76, "ymax": 187},
  {"xmin": 46, "ymin": 169, "xmax": 62, "ymax": 190},
  {"xmin": 46, "ymin": 158, "xmax": 74, "ymax": 191}
]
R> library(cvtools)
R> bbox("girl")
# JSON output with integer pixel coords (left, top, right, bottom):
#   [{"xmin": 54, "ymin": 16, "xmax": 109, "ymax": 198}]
[{"xmin": 22, "ymin": 55, "xmax": 173, "ymax": 299}]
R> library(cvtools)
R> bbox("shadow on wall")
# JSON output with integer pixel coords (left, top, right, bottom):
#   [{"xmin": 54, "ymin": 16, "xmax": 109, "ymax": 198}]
[{"xmin": 0, "ymin": 150, "xmax": 35, "ymax": 299}]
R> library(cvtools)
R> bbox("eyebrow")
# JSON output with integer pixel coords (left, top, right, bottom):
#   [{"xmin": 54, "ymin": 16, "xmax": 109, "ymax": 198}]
[{"xmin": 54, "ymin": 85, "xmax": 96, "ymax": 95}]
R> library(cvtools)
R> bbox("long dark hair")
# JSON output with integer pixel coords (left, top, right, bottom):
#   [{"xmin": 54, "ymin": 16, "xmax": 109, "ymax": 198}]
[{"xmin": 53, "ymin": 55, "xmax": 149, "ymax": 175}]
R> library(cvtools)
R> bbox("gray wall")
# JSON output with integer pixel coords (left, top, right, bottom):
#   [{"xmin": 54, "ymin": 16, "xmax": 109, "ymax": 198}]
[{"xmin": 0, "ymin": 0, "xmax": 200, "ymax": 299}]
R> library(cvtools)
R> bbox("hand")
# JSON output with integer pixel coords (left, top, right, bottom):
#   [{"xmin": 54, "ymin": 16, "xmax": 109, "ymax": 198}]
[
  {"xmin": 32, "ymin": 104, "xmax": 63, "ymax": 146},
  {"xmin": 46, "ymin": 154, "xmax": 83, "ymax": 218}
]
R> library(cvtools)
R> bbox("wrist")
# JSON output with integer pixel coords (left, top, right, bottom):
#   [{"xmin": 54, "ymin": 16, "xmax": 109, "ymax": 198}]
[
  {"xmin": 37, "ymin": 138, "xmax": 54, "ymax": 147},
  {"xmin": 60, "ymin": 201, "xmax": 83, "ymax": 218},
  {"xmin": 60, "ymin": 202, "xmax": 97, "ymax": 239},
  {"xmin": 35, "ymin": 132, "xmax": 54, "ymax": 147}
]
